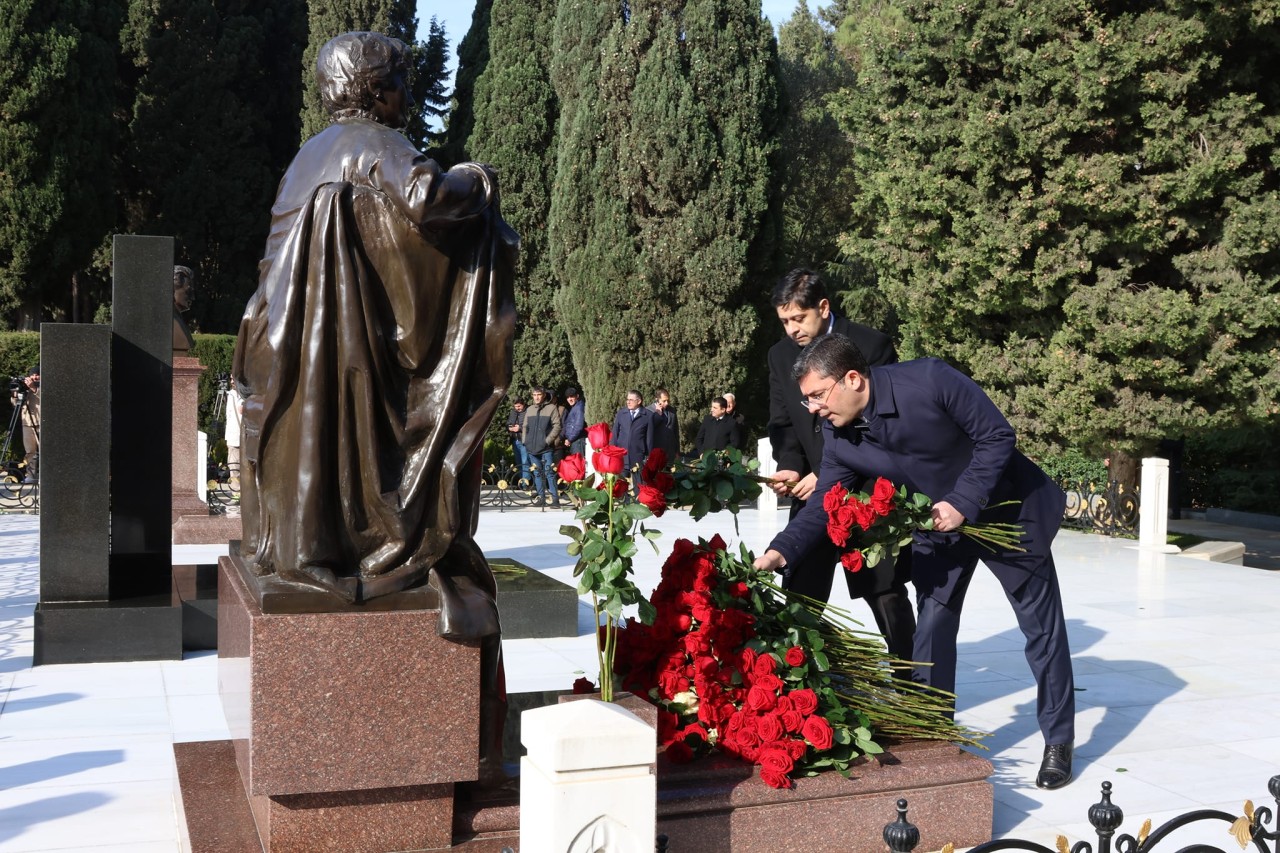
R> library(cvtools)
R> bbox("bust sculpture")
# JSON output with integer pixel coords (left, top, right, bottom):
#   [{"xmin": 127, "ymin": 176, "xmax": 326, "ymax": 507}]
[
  {"xmin": 231, "ymin": 32, "xmax": 518, "ymax": 643},
  {"xmin": 172, "ymin": 265, "xmax": 195, "ymax": 355}
]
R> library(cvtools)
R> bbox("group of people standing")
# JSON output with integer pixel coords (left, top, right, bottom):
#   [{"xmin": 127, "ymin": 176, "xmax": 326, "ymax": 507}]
[
  {"xmin": 504, "ymin": 383, "xmax": 750, "ymax": 504},
  {"xmin": 505, "ymin": 386, "xmax": 586, "ymax": 507}
]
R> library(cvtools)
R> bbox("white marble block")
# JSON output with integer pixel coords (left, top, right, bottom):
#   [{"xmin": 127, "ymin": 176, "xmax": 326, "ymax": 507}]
[{"xmin": 519, "ymin": 699, "xmax": 656, "ymax": 853}]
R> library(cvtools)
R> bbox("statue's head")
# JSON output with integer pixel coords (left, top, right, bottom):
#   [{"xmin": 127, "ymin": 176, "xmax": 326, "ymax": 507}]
[
  {"xmin": 316, "ymin": 32, "xmax": 412, "ymax": 130},
  {"xmin": 173, "ymin": 265, "xmax": 194, "ymax": 313}
]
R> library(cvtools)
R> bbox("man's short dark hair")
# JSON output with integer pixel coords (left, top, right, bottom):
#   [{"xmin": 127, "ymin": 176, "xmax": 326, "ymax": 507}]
[
  {"xmin": 655, "ymin": 387, "xmax": 669, "ymax": 398},
  {"xmin": 531, "ymin": 385, "xmax": 546, "ymax": 396},
  {"xmin": 711, "ymin": 395, "xmax": 728, "ymax": 409},
  {"xmin": 771, "ymin": 268, "xmax": 827, "ymax": 310},
  {"xmin": 792, "ymin": 333, "xmax": 869, "ymax": 382},
  {"xmin": 627, "ymin": 389, "xmax": 642, "ymax": 400}
]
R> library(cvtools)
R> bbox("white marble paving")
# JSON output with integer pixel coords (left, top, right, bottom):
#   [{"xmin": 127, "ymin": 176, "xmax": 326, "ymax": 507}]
[{"xmin": 1, "ymin": 509, "xmax": 1279, "ymax": 851}]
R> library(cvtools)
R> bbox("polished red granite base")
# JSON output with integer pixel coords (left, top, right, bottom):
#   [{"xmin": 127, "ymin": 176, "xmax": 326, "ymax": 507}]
[
  {"xmin": 177, "ymin": 737, "xmax": 512, "ymax": 850},
  {"xmin": 179, "ymin": 734, "xmax": 992, "ymax": 852},
  {"xmin": 654, "ymin": 739, "xmax": 993, "ymax": 851},
  {"xmin": 196, "ymin": 557, "xmax": 484, "ymax": 852},
  {"xmin": 218, "ymin": 557, "xmax": 481, "ymax": 795},
  {"xmin": 173, "ymin": 513, "xmax": 242, "ymax": 545}
]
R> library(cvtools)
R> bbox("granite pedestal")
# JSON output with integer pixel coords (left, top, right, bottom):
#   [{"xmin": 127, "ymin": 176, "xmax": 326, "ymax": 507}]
[
  {"xmin": 171, "ymin": 356, "xmax": 209, "ymax": 523},
  {"xmin": 176, "ymin": 556, "xmax": 483, "ymax": 852}
]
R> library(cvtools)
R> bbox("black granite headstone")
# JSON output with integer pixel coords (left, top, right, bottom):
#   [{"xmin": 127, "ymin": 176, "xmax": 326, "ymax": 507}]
[
  {"xmin": 37, "ymin": 324, "xmax": 111, "ymax": 602},
  {"xmin": 109, "ymin": 235, "xmax": 174, "ymax": 598},
  {"xmin": 33, "ymin": 237, "xmax": 182, "ymax": 665}
]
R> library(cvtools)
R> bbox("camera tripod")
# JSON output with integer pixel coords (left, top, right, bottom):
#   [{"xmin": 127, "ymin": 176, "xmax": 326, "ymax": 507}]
[{"xmin": 2, "ymin": 387, "xmax": 35, "ymax": 484}]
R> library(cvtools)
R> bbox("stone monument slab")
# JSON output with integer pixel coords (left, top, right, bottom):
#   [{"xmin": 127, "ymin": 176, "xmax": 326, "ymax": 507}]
[{"xmin": 218, "ymin": 555, "xmax": 481, "ymax": 795}]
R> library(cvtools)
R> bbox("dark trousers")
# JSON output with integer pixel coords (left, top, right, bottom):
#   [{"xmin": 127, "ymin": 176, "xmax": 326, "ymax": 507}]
[
  {"xmin": 781, "ymin": 500, "xmax": 916, "ymax": 663},
  {"xmin": 911, "ymin": 549, "xmax": 1075, "ymax": 745}
]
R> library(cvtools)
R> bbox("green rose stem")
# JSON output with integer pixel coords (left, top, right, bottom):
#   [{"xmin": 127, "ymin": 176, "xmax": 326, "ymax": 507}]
[{"xmin": 739, "ymin": 564, "xmax": 985, "ymax": 749}]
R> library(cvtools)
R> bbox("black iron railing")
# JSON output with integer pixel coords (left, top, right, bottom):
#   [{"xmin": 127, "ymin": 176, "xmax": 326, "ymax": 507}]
[
  {"xmin": 885, "ymin": 775, "xmax": 1280, "ymax": 852},
  {"xmin": 207, "ymin": 461, "xmax": 240, "ymax": 515},
  {"xmin": 1059, "ymin": 478, "xmax": 1140, "ymax": 537}
]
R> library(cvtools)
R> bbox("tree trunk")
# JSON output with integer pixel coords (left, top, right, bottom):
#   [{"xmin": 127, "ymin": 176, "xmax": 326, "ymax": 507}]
[{"xmin": 1108, "ymin": 449, "xmax": 1138, "ymax": 494}]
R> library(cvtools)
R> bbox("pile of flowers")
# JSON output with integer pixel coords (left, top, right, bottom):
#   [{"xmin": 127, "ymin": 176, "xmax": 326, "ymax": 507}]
[
  {"xmin": 613, "ymin": 537, "xmax": 979, "ymax": 788},
  {"xmin": 555, "ymin": 425, "xmax": 760, "ymax": 701},
  {"xmin": 824, "ymin": 477, "xmax": 1025, "ymax": 575}
]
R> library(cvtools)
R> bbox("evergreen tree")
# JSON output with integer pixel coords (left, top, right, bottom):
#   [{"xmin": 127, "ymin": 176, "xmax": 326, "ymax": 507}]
[
  {"xmin": 466, "ymin": 0, "xmax": 571, "ymax": 397},
  {"xmin": 438, "ymin": 0, "xmax": 493, "ymax": 167},
  {"xmin": 550, "ymin": 0, "xmax": 783, "ymax": 438},
  {"xmin": 832, "ymin": 0, "xmax": 1280, "ymax": 482},
  {"xmin": 0, "ymin": 0, "xmax": 122, "ymax": 328},
  {"xmin": 122, "ymin": 0, "xmax": 306, "ymax": 332},
  {"xmin": 411, "ymin": 18, "xmax": 450, "ymax": 155},
  {"xmin": 775, "ymin": 2, "xmax": 893, "ymax": 332}
]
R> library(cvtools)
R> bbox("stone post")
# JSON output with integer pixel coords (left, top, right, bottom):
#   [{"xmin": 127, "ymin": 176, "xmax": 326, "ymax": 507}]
[
  {"xmin": 520, "ymin": 699, "xmax": 656, "ymax": 853},
  {"xmin": 1138, "ymin": 457, "xmax": 1178, "ymax": 552},
  {"xmin": 756, "ymin": 436, "xmax": 777, "ymax": 521},
  {"xmin": 171, "ymin": 355, "xmax": 208, "ymax": 522}
]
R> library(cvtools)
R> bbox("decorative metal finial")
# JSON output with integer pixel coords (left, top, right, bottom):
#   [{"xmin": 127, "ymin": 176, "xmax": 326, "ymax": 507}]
[{"xmin": 884, "ymin": 798, "xmax": 921, "ymax": 852}]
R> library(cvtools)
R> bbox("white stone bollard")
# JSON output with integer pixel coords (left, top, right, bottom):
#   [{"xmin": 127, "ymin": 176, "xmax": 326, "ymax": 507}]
[
  {"xmin": 520, "ymin": 699, "xmax": 656, "ymax": 853},
  {"xmin": 1138, "ymin": 457, "xmax": 1178, "ymax": 552},
  {"xmin": 756, "ymin": 436, "xmax": 777, "ymax": 520},
  {"xmin": 197, "ymin": 430, "xmax": 208, "ymax": 502}
]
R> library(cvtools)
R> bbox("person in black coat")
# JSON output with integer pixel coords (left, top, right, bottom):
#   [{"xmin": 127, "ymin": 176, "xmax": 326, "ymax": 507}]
[
  {"xmin": 694, "ymin": 397, "xmax": 741, "ymax": 454},
  {"xmin": 648, "ymin": 387, "xmax": 680, "ymax": 461},
  {"xmin": 764, "ymin": 268, "xmax": 915, "ymax": 663}
]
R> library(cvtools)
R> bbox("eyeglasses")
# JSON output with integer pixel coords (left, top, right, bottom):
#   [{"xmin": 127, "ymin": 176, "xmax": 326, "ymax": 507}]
[{"xmin": 800, "ymin": 381, "xmax": 840, "ymax": 411}]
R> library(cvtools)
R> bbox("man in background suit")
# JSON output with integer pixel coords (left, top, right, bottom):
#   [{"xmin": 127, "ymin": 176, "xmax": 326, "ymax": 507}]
[
  {"xmin": 649, "ymin": 388, "xmax": 680, "ymax": 461},
  {"xmin": 765, "ymin": 268, "xmax": 914, "ymax": 663},
  {"xmin": 694, "ymin": 396, "xmax": 741, "ymax": 454},
  {"xmin": 755, "ymin": 334, "xmax": 1075, "ymax": 790},
  {"xmin": 611, "ymin": 389, "xmax": 654, "ymax": 477}
]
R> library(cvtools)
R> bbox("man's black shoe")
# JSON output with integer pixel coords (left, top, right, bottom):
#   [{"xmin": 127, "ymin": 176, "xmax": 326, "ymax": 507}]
[{"xmin": 1036, "ymin": 742, "xmax": 1073, "ymax": 789}]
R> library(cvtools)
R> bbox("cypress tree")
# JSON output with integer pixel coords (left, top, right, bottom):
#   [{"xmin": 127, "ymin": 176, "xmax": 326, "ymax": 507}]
[
  {"xmin": 466, "ymin": 0, "xmax": 571, "ymax": 397},
  {"xmin": 833, "ymin": 0, "xmax": 1280, "ymax": 483},
  {"xmin": 121, "ymin": 0, "xmax": 306, "ymax": 332},
  {"xmin": 412, "ymin": 18, "xmax": 450, "ymax": 155},
  {"xmin": 0, "ymin": 0, "xmax": 122, "ymax": 328},
  {"xmin": 438, "ymin": 0, "xmax": 493, "ymax": 167},
  {"xmin": 775, "ymin": 1, "xmax": 892, "ymax": 331},
  {"xmin": 550, "ymin": 0, "xmax": 783, "ymax": 437}
]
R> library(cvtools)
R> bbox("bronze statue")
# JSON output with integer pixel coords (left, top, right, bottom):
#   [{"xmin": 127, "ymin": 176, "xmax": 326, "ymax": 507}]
[
  {"xmin": 232, "ymin": 32, "xmax": 518, "ymax": 642},
  {"xmin": 172, "ymin": 265, "xmax": 194, "ymax": 354}
]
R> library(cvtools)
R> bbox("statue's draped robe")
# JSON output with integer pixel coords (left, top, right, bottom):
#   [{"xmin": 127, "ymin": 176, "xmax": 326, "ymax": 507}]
[{"xmin": 232, "ymin": 118, "xmax": 517, "ymax": 639}]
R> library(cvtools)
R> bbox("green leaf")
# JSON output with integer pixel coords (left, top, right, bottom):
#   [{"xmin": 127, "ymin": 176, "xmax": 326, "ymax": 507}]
[
  {"xmin": 581, "ymin": 538, "xmax": 604, "ymax": 563},
  {"xmin": 559, "ymin": 524, "xmax": 583, "ymax": 541},
  {"xmin": 713, "ymin": 478, "xmax": 735, "ymax": 501},
  {"xmin": 812, "ymin": 650, "xmax": 830, "ymax": 671},
  {"xmin": 624, "ymin": 502, "xmax": 652, "ymax": 521},
  {"xmin": 637, "ymin": 598, "xmax": 657, "ymax": 625}
]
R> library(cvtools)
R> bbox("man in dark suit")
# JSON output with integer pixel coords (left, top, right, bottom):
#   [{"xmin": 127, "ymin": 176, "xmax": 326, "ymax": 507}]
[
  {"xmin": 694, "ymin": 396, "xmax": 741, "ymax": 454},
  {"xmin": 648, "ymin": 388, "xmax": 680, "ymax": 461},
  {"xmin": 765, "ymin": 268, "xmax": 914, "ymax": 663},
  {"xmin": 755, "ymin": 334, "xmax": 1075, "ymax": 790},
  {"xmin": 610, "ymin": 389, "xmax": 654, "ymax": 477}
]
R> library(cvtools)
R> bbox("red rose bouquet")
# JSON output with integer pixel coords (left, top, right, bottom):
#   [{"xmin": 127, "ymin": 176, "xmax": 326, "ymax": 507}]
[
  {"xmin": 824, "ymin": 478, "xmax": 1025, "ymax": 575},
  {"xmin": 557, "ymin": 429, "xmax": 761, "ymax": 700},
  {"xmin": 615, "ymin": 538, "xmax": 980, "ymax": 788}
]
